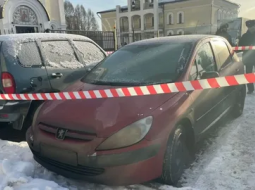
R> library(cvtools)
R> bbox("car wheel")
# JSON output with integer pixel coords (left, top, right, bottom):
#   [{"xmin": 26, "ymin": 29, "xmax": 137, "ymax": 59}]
[
  {"xmin": 232, "ymin": 85, "xmax": 246, "ymax": 118},
  {"xmin": 160, "ymin": 125, "xmax": 193, "ymax": 185}
]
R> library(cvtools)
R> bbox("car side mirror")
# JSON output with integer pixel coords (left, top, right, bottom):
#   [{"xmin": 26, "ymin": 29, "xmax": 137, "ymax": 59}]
[{"xmin": 201, "ymin": 71, "xmax": 219, "ymax": 79}]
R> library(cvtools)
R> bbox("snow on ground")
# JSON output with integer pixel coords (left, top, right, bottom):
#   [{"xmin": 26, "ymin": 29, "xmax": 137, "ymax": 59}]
[
  {"xmin": 0, "ymin": 94, "xmax": 255, "ymax": 190},
  {"xmin": 182, "ymin": 94, "xmax": 255, "ymax": 190}
]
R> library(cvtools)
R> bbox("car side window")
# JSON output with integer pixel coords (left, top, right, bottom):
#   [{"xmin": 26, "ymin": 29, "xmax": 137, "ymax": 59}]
[
  {"xmin": 189, "ymin": 43, "xmax": 216, "ymax": 80},
  {"xmin": 41, "ymin": 40, "xmax": 84, "ymax": 69},
  {"xmin": 18, "ymin": 42, "xmax": 42, "ymax": 67},
  {"xmin": 73, "ymin": 41, "xmax": 105, "ymax": 66},
  {"xmin": 211, "ymin": 40, "xmax": 232, "ymax": 69}
]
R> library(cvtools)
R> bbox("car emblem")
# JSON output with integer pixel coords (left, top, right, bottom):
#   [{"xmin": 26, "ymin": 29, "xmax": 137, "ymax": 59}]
[{"xmin": 56, "ymin": 128, "xmax": 68, "ymax": 140}]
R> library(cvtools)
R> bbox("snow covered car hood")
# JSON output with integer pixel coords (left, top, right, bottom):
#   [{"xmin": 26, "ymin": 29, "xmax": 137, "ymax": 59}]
[{"xmin": 36, "ymin": 81, "xmax": 178, "ymax": 137}]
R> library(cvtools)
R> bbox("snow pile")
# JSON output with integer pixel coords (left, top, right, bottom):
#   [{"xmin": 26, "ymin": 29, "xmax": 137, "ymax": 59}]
[
  {"xmin": 0, "ymin": 95, "xmax": 255, "ymax": 189},
  {"xmin": 0, "ymin": 141, "xmax": 69, "ymax": 190},
  {"xmin": 0, "ymin": 141, "xmax": 196, "ymax": 189}
]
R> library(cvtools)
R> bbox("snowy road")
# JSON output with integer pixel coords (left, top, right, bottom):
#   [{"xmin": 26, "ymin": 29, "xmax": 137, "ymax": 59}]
[{"xmin": 0, "ymin": 94, "xmax": 255, "ymax": 190}]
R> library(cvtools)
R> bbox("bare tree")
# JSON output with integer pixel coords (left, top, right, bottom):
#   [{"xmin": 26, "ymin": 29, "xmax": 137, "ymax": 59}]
[
  {"xmin": 86, "ymin": 8, "xmax": 93, "ymax": 31},
  {"xmin": 64, "ymin": 0, "xmax": 75, "ymax": 30},
  {"xmin": 91, "ymin": 14, "xmax": 99, "ymax": 31},
  {"xmin": 80, "ymin": 5, "xmax": 87, "ymax": 30},
  {"xmin": 64, "ymin": 1, "xmax": 99, "ymax": 31},
  {"xmin": 74, "ymin": 5, "xmax": 82, "ymax": 30}
]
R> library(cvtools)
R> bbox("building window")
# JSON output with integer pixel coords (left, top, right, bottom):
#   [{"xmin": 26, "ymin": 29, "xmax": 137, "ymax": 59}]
[
  {"xmin": 222, "ymin": 10, "xmax": 226, "ymax": 19},
  {"xmin": 177, "ymin": 29, "xmax": 184, "ymax": 35},
  {"xmin": 168, "ymin": 13, "xmax": 173, "ymax": 25},
  {"xmin": 169, "ymin": 14, "xmax": 172, "ymax": 24},
  {"xmin": 152, "ymin": 16, "xmax": 154, "ymax": 27},
  {"xmin": 217, "ymin": 10, "xmax": 222, "ymax": 20},
  {"xmin": 177, "ymin": 11, "xmax": 184, "ymax": 24},
  {"xmin": 167, "ymin": 30, "xmax": 174, "ymax": 36}
]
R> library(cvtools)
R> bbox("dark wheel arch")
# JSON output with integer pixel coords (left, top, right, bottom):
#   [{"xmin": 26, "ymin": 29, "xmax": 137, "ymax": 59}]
[
  {"xmin": 231, "ymin": 84, "xmax": 246, "ymax": 118},
  {"xmin": 23, "ymin": 100, "xmax": 44, "ymax": 131}
]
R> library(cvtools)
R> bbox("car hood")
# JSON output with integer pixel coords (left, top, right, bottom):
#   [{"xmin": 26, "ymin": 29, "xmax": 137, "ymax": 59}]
[{"xmin": 37, "ymin": 81, "xmax": 178, "ymax": 137}]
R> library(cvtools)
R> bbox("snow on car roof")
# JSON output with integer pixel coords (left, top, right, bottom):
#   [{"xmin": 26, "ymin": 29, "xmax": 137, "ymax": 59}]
[
  {"xmin": 0, "ymin": 33, "xmax": 92, "ymax": 42},
  {"xmin": 0, "ymin": 33, "xmax": 94, "ymax": 58}
]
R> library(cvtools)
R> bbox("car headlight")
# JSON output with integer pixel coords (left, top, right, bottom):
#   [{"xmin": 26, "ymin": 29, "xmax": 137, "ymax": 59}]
[
  {"xmin": 96, "ymin": 116, "xmax": 153, "ymax": 151},
  {"xmin": 32, "ymin": 103, "xmax": 45, "ymax": 127}
]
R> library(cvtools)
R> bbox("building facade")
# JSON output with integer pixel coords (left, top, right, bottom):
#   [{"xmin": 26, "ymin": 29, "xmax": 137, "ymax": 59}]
[
  {"xmin": 98, "ymin": 0, "xmax": 239, "ymax": 46},
  {"xmin": 0, "ymin": 0, "xmax": 66, "ymax": 34}
]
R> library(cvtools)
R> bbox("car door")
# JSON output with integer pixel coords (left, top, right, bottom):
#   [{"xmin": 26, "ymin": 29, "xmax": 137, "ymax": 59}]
[
  {"xmin": 211, "ymin": 39, "xmax": 240, "ymax": 111},
  {"xmin": 38, "ymin": 39, "xmax": 86, "ymax": 92},
  {"xmin": 5, "ymin": 40, "xmax": 51, "ymax": 93},
  {"xmin": 189, "ymin": 42, "xmax": 223, "ymax": 135},
  {"xmin": 39, "ymin": 39, "xmax": 106, "ymax": 92}
]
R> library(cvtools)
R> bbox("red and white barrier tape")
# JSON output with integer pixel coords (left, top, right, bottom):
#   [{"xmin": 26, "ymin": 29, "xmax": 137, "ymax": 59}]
[
  {"xmin": 106, "ymin": 51, "xmax": 114, "ymax": 55},
  {"xmin": 0, "ymin": 73, "xmax": 254, "ymax": 101},
  {"xmin": 233, "ymin": 46, "xmax": 255, "ymax": 51}
]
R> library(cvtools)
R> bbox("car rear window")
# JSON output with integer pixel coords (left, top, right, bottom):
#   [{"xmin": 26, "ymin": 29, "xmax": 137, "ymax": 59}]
[
  {"xmin": 41, "ymin": 40, "xmax": 84, "ymax": 69},
  {"xmin": 18, "ymin": 42, "xmax": 42, "ymax": 67},
  {"xmin": 73, "ymin": 41, "xmax": 105, "ymax": 65},
  {"xmin": 82, "ymin": 42, "xmax": 193, "ymax": 86}
]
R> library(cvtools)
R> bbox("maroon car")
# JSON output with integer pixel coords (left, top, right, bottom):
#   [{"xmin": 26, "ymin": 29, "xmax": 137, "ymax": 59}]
[{"xmin": 26, "ymin": 35, "xmax": 246, "ymax": 186}]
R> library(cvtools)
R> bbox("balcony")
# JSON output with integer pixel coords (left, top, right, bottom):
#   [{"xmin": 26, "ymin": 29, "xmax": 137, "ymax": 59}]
[
  {"xmin": 131, "ymin": 1, "xmax": 141, "ymax": 11},
  {"xmin": 144, "ymin": 2, "xmax": 154, "ymax": 9}
]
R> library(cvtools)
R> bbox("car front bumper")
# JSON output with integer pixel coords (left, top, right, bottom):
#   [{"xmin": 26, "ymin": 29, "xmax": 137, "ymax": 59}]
[{"xmin": 26, "ymin": 127, "xmax": 166, "ymax": 185}]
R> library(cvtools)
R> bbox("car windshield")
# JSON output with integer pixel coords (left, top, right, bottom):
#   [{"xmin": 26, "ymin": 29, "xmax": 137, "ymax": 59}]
[{"xmin": 82, "ymin": 42, "xmax": 193, "ymax": 86}]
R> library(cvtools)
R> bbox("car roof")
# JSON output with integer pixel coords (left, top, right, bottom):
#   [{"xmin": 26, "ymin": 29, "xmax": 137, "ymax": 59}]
[
  {"xmin": 0, "ymin": 33, "xmax": 92, "ymax": 42},
  {"xmin": 0, "ymin": 33, "xmax": 98, "ymax": 58},
  {"xmin": 127, "ymin": 35, "xmax": 221, "ymax": 46}
]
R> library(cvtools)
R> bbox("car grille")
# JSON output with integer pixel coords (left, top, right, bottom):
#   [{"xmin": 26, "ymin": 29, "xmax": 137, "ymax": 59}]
[
  {"xmin": 39, "ymin": 122, "xmax": 97, "ymax": 141},
  {"xmin": 32, "ymin": 150, "xmax": 105, "ymax": 176}
]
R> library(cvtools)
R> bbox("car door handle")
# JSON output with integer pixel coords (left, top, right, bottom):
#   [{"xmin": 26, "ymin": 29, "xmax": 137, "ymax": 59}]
[{"xmin": 51, "ymin": 73, "xmax": 63, "ymax": 78}]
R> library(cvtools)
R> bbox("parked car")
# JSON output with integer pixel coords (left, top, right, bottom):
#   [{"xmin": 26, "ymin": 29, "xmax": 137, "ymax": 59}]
[
  {"xmin": 27, "ymin": 35, "xmax": 246, "ymax": 186},
  {"xmin": 0, "ymin": 33, "xmax": 106, "ymax": 131}
]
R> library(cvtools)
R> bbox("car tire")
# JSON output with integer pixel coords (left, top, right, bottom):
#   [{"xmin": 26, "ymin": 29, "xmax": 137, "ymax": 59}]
[
  {"xmin": 160, "ymin": 124, "xmax": 193, "ymax": 185},
  {"xmin": 232, "ymin": 85, "xmax": 246, "ymax": 118}
]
